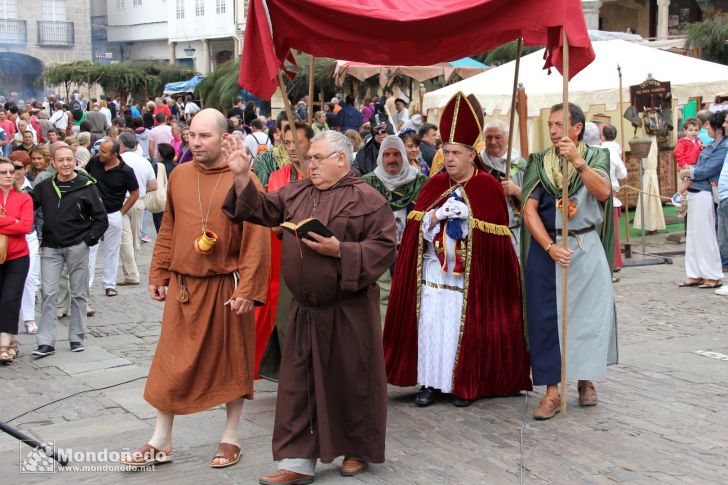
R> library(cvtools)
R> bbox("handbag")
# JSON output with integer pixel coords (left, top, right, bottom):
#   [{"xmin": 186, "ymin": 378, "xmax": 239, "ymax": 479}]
[
  {"xmin": 0, "ymin": 234, "xmax": 7, "ymax": 264},
  {"xmin": 145, "ymin": 163, "xmax": 168, "ymax": 213}
]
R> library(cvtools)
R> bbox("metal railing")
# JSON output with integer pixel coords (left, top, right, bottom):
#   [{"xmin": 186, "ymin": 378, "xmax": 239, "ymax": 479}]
[
  {"xmin": 37, "ymin": 20, "xmax": 74, "ymax": 46},
  {"xmin": 0, "ymin": 19, "xmax": 27, "ymax": 44}
]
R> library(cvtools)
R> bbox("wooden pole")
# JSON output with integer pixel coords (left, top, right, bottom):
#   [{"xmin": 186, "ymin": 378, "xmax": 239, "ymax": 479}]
[
  {"xmin": 308, "ymin": 55, "xmax": 315, "ymax": 125},
  {"xmin": 618, "ymin": 65, "xmax": 631, "ymax": 246},
  {"xmin": 277, "ymin": 71, "xmax": 307, "ymax": 178},
  {"xmin": 560, "ymin": 30, "xmax": 570, "ymax": 415},
  {"xmin": 505, "ymin": 37, "xmax": 523, "ymax": 177},
  {"xmin": 517, "ymin": 85, "xmax": 529, "ymax": 159}
]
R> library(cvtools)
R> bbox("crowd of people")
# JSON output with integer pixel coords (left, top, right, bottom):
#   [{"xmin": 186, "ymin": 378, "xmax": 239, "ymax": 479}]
[{"xmin": 1, "ymin": 85, "xmax": 726, "ymax": 484}]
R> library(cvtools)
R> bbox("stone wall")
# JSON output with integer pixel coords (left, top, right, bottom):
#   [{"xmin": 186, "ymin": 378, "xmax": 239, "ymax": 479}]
[{"xmin": 2, "ymin": 0, "xmax": 91, "ymax": 66}]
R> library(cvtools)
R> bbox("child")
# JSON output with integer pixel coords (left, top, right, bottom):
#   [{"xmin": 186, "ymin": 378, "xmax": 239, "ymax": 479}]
[{"xmin": 671, "ymin": 117, "xmax": 703, "ymax": 206}]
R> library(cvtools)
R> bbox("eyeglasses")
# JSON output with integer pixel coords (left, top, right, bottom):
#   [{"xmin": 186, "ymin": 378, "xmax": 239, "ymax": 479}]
[
  {"xmin": 0, "ymin": 169, "xmax": 14, "ymax": 174},
  {"xmin": 13, "ymin": 165, "xmax": 25, "ymax": 170},
  {"xmin": 303, "ymin": 151, "xmax": 340, "ymax": 167}
]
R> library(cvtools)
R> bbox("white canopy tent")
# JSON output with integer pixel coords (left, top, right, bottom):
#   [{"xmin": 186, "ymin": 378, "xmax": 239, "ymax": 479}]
[
  {"xmin": 425, "ymin": 39, "xmax": 728, "ymax": 233},
  {"xmin": 423, "ymin": 39, "xmax": 728, "ymax": 117}
]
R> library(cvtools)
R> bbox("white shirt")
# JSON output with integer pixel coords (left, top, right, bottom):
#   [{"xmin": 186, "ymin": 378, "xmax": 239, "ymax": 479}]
[
  {"xmin": 121, "ymin": 150, "xmax": 156, "ymax": 198},
  {"xmin": 184, "ymin": 101, "xmax": 200, "ymax": 121},
  {"xmin": 244, "ymin": 131, "xmax": 272, "ymax": 158},
  {"xmin": 99, "ymin": 107, "xmax": 112, "ymax": 127},
  {"xmin": 601, "ymin": 140, "xmax": 628, "ymax": 207},
  {"xmin": 49, "ymin": 109, "xmax": 68, "ymax": 130}
]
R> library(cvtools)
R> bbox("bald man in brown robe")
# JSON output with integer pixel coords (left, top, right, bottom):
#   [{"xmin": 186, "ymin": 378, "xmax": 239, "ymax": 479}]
[
  {"xmin": 222, "ymin": 130, "xmax": 396, "ymax": 484},
  {"xmin": 120, "ymin": 109, "xmax": 270, "ymax": 469}
]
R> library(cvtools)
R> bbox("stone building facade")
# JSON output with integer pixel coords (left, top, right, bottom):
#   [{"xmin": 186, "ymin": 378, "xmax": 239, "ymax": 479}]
[{"xmin": 0, "ymin": 0, "xmax": 92, "ymax": 98}]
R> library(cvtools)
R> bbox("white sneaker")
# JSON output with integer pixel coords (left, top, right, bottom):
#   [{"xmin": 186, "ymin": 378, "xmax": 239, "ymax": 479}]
[
  {"xmin": 670, "ymin": 193, "xmax": 682, "ymax": 207},
  {"xmin": 714, "ymin": 286, "xmax": 728, "ymax": 296}
]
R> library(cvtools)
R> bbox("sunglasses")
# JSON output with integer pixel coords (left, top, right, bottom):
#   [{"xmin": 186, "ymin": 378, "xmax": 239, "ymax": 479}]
[
  {"xmin": 14, "ymin": 165, "xmax": 25, "ymax": 170},
  {"xmin": 373, "ymin": 128, "xmax": 387, "ymax": 135}
]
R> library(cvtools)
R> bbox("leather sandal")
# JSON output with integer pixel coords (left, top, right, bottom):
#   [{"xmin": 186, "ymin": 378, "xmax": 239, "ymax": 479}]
[
  {"xmin": 534, "ymin": 395, "xmax": 561, "ymax": 420},
  {"xmin": 578, "ymin": 380, "xmax": 598, "ymax": 406},
  {"xmin": 210, "ymin": 442, "xmax": 242, "ymax": 468},
  {"xmin": 0, "ymin": 346, "xmax": 11, "ymax": 364},
  {"xmin": 7, "ymin": 341, "xmax": 19, "ymax": 359},
  {"xmin": 119, "ymin": 443, "xmax": 173, "ymax": 467}
]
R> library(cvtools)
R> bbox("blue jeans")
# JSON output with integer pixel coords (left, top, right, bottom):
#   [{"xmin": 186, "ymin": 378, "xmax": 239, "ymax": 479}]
[{"xmin": 718, "ymin": 198, "xmax": 728, "ymax": 269}]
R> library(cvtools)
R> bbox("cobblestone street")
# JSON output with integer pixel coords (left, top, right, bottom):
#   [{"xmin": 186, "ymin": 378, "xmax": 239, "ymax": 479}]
[{"xmin": 0, "ymin": 231, "xmax": 726, "ymax": 484}]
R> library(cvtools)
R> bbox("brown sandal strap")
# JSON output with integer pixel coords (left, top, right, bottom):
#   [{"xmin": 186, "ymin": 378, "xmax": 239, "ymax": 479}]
[{"xmin": 213, "ymin": 442, "xmax": 241, "ymax": 461}]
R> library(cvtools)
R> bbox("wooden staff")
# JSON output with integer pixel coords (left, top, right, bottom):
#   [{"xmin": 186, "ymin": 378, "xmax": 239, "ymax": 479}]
[
  {"xmin": 504, "ymin": 38, "xmax": 524, "ymax": 177},
  {"xmin": 618, "ymin": 65, "xmax": 631, "ymax": 247},
  {"xmin": 308, "ymin": 55, "xmax": 315, "ymax": 124},
  {"xmin": 560, "ymin": 30, "xmax": 570, "ymax": 415},
  {"xmin": 517, "ymin": 84, "xmax": 529, "ymax": 159},
  {"xmin": 277, "ymin": 71, "xmax": 306, "ymax": 177}
]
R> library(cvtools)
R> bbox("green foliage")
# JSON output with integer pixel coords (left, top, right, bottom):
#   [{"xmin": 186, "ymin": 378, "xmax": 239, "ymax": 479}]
[
  {"xmin": 196, "ymin": 60, "xmax": 242, "ymax": 110},
  {"xmin": 684, "ymin": 12, "xmax": 728, "ymax": 65},
  {"xmin": 474, "ymin": 40, "xmax": 542, "ymax": 67},
  {"xmin": 41, "ymin": 60, "xmax": 194, "ymax": 102},
  {"xmin": 284, "ymin": 54, "xmax": 337, "ymax": 102}
]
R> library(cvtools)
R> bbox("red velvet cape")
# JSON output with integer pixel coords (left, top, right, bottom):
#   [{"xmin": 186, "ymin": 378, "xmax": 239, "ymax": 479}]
[{"xmin": 383, "ymin": 170, "xmax": 532, "ymax": 399}]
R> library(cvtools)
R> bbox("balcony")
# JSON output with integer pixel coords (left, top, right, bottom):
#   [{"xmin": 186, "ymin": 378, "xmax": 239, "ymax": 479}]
[
  {"xmin": 37, "ymin": 20, "xmax": 74, "ymax": 46},
  {"xmin": 0, "ymin": 19, "xmax": 27, "ymax": 45}
]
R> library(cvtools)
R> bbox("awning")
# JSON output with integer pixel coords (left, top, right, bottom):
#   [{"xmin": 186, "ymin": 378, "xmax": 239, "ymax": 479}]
[
  {"xmin": 239, "ymin": 0, "xmax": 595, "ymax": 99},
  {"xmin": 334, "ymin": 58, "xmax": 489, "ymax": 88},
  {"xmin": 163, "ymin": 75, "xmax": 205, "ymax": 95}
]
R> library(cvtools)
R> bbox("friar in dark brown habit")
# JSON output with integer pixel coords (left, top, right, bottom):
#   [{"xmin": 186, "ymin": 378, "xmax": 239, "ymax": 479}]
[{"xmin": 222, "ymin": 129, "xmax": 397, "ymax": 485}]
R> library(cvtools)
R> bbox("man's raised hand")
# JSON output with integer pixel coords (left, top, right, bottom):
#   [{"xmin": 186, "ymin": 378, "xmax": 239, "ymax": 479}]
[{"xmin": 223, "ymin": 135, "xmax": 251, "ymax": 176}]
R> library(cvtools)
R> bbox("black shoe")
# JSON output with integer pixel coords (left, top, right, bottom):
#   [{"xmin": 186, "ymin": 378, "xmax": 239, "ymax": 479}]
[
  {"xmin": 70, "ymin": 342, "xmax": 85, "ymax": 352},
  {"xmin": 452, "ymin": 396, "xmax": 474, "ymax": 407},
  {"xmin": 415, "ymin": 386, "xmax": 437, "ymax": 407},
  {"xmin": 32, "ymin": 345, "xmax": 55, "ymax": 358}
]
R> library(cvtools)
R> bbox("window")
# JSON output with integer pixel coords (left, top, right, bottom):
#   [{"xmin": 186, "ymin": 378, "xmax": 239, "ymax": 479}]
[
  {"xmin": 0, "ymin": 0, "xmax": 18, "ymax": 19},
  {"xmin": 195, "ymin": 0, "xmax": 204, "ymax": 17},
  {"xmin": 133, "ymin": 0, "xmax": 142, "ymax": 6},
  {"xmin": 42, "ymin": 0, "xmax": 66, "ymax": 21},
  {"xmin": 116, "ymin": 0, "xmax": 124, "ymax": 9},
  {"xmin": 216, "ymin": 0, "xmax": 225, "ymax": 14},
  {"xmin": 176, "ymin": 0, "xmax": 184, "ymax": 19}
]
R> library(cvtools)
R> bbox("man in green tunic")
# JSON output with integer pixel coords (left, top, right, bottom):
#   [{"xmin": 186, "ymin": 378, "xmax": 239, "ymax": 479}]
[{"xmin": 521, "ymin": 103, "xmax": 618, "ymax": 420}]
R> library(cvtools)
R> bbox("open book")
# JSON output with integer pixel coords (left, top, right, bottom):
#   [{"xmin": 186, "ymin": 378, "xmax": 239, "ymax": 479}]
[{"xmin": 280, "ymin": 218, "xmax": 335, "ymax": 240}]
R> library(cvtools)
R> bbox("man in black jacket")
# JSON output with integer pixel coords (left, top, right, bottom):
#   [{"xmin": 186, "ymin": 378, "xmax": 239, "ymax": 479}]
[{"xmin": 30, "ymin": 145, "xmax": 108, "ymax": 358}]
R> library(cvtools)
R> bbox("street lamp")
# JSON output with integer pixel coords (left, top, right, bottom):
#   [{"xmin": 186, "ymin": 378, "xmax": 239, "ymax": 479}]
[{"xmin": 183, "ymin": 42, "xmax": 196, "ymax": 57}]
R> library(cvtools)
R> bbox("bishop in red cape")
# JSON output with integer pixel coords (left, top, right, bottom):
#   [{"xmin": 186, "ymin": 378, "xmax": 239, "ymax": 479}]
[{"xmin": 383, "ymin": 92, "xmax": 532, "ymax": 406}]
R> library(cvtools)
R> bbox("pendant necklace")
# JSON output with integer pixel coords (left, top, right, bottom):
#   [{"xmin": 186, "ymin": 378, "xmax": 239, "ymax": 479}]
[{"xmin": 194, "ymin": 169, "xmax": 223, "ymax": 254}]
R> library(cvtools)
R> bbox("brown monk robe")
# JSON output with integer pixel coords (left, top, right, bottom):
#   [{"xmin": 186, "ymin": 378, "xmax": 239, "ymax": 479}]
[
  {"xmin": 121, "ymin": 109, "xmax": 270, "ymax": 470},
  {"xmin": 222, "ymin": 130, "xmax": 396, "ymax": 482},
  {"xmin": 144, "ymin": 160, "xmax": 270, "ymax": 413}
]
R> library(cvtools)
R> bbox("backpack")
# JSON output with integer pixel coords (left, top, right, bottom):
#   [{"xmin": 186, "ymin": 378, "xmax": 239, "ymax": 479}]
[{"xmin": 252, "ymin": 132, "xmax": 270, "ymax": 158}]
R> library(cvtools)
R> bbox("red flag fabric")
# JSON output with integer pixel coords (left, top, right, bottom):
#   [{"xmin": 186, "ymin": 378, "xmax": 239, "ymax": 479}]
[{"xmin": 239, "ymin": 0, "xmax": 595, "ymax": 99}]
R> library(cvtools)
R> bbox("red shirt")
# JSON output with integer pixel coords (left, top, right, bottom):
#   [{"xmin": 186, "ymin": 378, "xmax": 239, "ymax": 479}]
[
  {"xmin": 673, "ymin": 136, "xmax": 702, "ymax": 168},
  {"xmin": 0, "ymin": 120, "xmax": 16, "ymax": 140},
  {"xmin": 0, "ymin": 188, "xmax": 33, "ymax": 261},
  {"xmin": 153, "ymin": 105, "xmax": 172, "ymax": 125}
]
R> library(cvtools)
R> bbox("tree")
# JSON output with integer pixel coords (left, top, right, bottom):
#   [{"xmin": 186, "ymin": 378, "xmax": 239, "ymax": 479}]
[
  {"xmin": 473, "ymin": 40, "xmax": 542, "ymax": 67},
  {"xmin": 41, "ymin": 60, "xmax": 194, "ymax": 102},
  {"xmin": 684, "ymin": 12, "xmax": 728, "ymax": 65},
  {"xmin": 41, "ymin": 61, "xmax": 102, "ymax": 100},
  {"xmin": 196, "ymin": 60, "xmax": 242, "ymax": 111}
]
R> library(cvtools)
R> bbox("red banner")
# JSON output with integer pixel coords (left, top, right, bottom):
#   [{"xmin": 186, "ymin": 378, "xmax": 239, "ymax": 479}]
[{"xmin": 239, "ymin": 0, "xmax": 595, "ymax": 99}]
